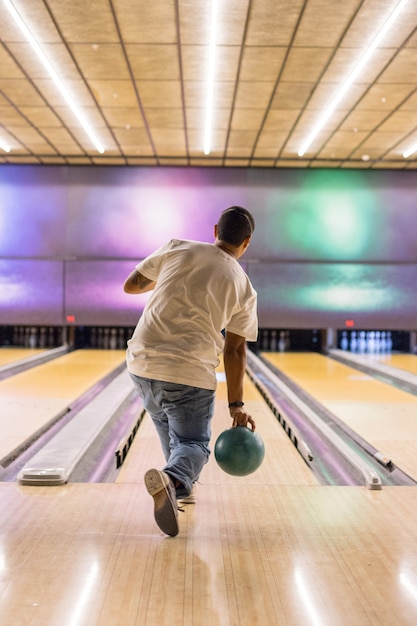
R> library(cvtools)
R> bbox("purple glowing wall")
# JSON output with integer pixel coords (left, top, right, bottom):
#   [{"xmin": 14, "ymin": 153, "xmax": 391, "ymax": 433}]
[
  {"xmin": 0, "ymin": 259, "xmax": 63, "ymax": 325},
  {"xmin": 0, "ymin": 165, "xmax": 416, "ymax": 328}
]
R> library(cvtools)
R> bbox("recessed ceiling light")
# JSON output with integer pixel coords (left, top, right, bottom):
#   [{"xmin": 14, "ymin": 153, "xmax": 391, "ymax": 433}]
[{"xmin": 361, "ymin": 154, "xmax": 370, "ymax": 161}]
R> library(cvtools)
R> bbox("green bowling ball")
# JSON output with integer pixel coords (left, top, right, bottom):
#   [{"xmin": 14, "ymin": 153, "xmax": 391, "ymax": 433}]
[{"xmin": 214, "ymin": 426, "xmax": 265, "ymax": 476}]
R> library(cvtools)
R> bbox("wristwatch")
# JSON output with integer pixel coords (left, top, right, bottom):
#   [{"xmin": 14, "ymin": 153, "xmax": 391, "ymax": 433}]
[{"xmin": 228, "ymin": 401, "xmax": 244, "ymax": 408}]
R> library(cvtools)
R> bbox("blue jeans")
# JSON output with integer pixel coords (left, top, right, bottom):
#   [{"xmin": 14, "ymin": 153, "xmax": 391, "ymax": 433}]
[{"xmin": 129, "ymin": 374, "xmax": 215, "ymax": 497}]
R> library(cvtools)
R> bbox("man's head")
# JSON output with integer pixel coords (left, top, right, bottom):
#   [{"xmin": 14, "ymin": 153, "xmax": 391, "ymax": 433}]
[{"xmin": 216, "ymin": 206, "xmax": 255, "ymax": 247}]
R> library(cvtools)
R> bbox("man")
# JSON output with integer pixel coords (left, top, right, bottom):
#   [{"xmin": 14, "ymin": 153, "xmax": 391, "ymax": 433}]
[{"xmin": 123, "ymin": 206, "xmax": 258, "ymax": 536}]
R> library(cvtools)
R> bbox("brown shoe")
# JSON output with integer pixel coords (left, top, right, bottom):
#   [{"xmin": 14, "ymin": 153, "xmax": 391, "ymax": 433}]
[
  {"xmin": 144, "ymin": 469, "xmax": 179, "ymax": 536},
  {"xmin": 178, "ymin": 484, "xmax": 196, "ymax": 505}
]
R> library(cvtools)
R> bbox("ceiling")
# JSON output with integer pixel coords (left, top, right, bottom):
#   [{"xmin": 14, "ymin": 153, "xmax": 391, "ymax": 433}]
[{"xmin": 1, "ymin": 0, "xmax": 417, "ymax": 169}]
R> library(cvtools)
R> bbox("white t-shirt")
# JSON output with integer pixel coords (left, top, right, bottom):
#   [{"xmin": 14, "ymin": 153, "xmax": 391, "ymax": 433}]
[{"xmin": 126, "ymin": 239, "xmax": 258, "ymax": 390}]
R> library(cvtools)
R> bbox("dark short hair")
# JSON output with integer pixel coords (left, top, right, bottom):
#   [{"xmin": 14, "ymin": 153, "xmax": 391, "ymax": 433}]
[{"xmin": 217, "ymin": 206, "xmax": 255, "ymax": 246}]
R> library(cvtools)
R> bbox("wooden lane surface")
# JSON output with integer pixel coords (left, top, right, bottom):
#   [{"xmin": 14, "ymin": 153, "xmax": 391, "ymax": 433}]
[
  {"xmin": 0, "ymin": 347, "xmax": 46, "ymax": 367},
  {"xmin": 3, "ymin": 359, "xmax": 417, "ymax": 624},
  {"xmin": 117, "ymin": 366, "xmax": 318, "ymax": 488},
  {"xmin": 3, "ymin": 482, "xmax": 417, "ymax": 623},
  {"xmin": 0, "ymin": 350, "xmax": 126, "ymax": 462},
  {"xmin": 361, "ymin": 353, "xmax": 417, "ymax": 375},
  {"xmin": 263, "ymin": 352, "xmax": 417, "ymax": 481}
]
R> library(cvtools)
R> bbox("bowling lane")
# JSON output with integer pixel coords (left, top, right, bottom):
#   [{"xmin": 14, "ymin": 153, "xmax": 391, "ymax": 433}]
[
  {"xmin": 358, "ymin": 353, "xmax": 417, "ymax": 376},
  {"xmin": 263, "ymin": 352, "xmax": 417, "ymax": 481},
  {"xmin": 0, "ymin": 347, "xmax": 47, "ymax": 367},
  {"xmin": 330, "ymin": 351, "xmax": 417, "ymax": 393},
  {"xmin": 0, "ymin": 349, "xmax": 126, "ymax": 463},
  {"xmin": 116, "ymin": 361, "xmax": 319, "ymax": 487}
]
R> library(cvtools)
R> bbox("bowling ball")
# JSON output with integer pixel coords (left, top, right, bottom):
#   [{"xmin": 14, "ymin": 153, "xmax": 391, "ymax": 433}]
[{"xmin": 214, "ymin": 426, "xmax": 265, "ymax": 476}]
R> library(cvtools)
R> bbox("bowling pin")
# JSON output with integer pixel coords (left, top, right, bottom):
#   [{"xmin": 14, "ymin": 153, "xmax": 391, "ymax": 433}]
[
  {"xmin": 380, "ymin": 331, "xmax": 387, "ymax": 353},
  {"xmin": 39, "ymin": 327, "xmax": 46, "ymax": 348},
  {"xmin": 358, "ymin": 331, "xmax": 366, "ymax": 354},
  {"xmin": 109, "ymin": 328, "xmax": 117, "ymax": 350},
  {"xmin": 367, "ymin": 331, "xmax": 375, "ymax": 354},
  {"xmin": 118, "ymin": 328, "xmax": 125, "ymax": 349},
  {"xmin": 285, "ymin": 331, "xmax": 291, "ymax": 351},
  {"xmin": 374, "ymin": 331, "xmax": 381, "ymax": 354},
  {"xmin": 29, "ymin": 327, "xmax": 37, "ymax": 348},
  {"xmin": 349, "ymin": 331, "xmax": 357, "ymax": 353}
]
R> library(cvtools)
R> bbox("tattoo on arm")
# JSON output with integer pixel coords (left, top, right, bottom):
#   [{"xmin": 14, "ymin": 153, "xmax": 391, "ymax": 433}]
[{"xmin": 132, "ymin": 271, "xmax": 153, "ymax": 289}]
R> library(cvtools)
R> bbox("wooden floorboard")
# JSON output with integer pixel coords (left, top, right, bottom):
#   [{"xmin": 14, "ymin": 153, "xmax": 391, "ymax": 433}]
[
  {"xmin": 0, "ymin": 347, "xmax": 46, "ymax": 367},
  {"xmin": 117, "ymin": 369, "xmax": 318, "ymax": 488},
  {"xmin": 2, "ymin": 482, "xmax": 417, "ymax": 625},
  {"xmin": 2, "ymin": 352, "xmax": 417, "ymax": 625},
  {"xmin": 365, "ymin": 354, "xmax": 417, "ymax": 375},
  {"xmin": 0, "ymin": 349, "xmax": 126, "ymax": 461},
  {"xmin": 263, "ymin": 352, "xmax": 417, "ymax": 480}
]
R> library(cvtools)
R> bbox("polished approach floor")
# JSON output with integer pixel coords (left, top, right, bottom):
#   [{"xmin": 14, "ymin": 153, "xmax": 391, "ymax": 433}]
[{"xmin": 1, "ymin": 349, "xmax": 417, "ymax": 625}]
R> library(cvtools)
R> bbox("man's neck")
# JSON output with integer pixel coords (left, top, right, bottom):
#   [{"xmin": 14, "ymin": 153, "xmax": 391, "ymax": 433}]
[{"xmin": 214, "ymin": 241, "xmax": 238, "ymax": 258}]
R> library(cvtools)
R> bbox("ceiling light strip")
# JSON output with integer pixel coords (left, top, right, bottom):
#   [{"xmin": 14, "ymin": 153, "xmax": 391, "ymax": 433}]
[
  {"xmin": 0, "ymin": 137, "xmax": 11, "ymax": 153},
  {"xmin": 3, "ymin": 0, "xmax": 105, "ymax": 154},
  {"xmin": 402, "ymin": 140, "xmax": 417, "ymax": 158},
  {"xmin": 297, "ymin": 0, "xmax": 408, "ymax": 157},
  {"xmin": 203, "ymin": 0, "xmax": 219, "ymax": 155}
]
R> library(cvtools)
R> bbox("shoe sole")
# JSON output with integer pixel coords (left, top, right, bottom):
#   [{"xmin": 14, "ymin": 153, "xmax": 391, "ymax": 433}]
[{"xmin": 144, "ymin": 469, "xmax": 179, "ymax": 537}]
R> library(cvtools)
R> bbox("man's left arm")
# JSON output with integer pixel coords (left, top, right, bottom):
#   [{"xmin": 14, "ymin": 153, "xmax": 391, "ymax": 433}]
[
  {"xmin": 123, "ymin": 269, "xmax": 156, "ymax": 294},
  {"xmin": 223, "ymin": 331, "xmax": 256, "ymax": 430}
]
